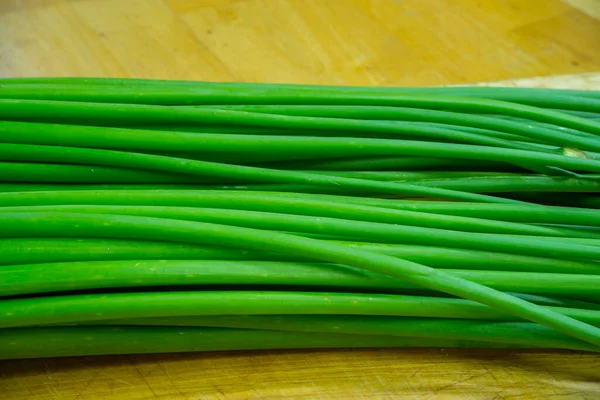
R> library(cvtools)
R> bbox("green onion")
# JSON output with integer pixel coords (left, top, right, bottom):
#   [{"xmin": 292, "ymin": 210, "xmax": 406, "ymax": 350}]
[
  {"xmin": 3, "ymin": 78, "xmax": 600, "ymax": 359},
  {"xmin": 0, "ymin": 190, "xmax": 581, "ymax": 237},
  {"xmin": 0, "ymin": 143, "xmax": 525, "ymax": 204},
  {"xmin": 3, "ymin": 238, "xmax": 598, "ymax": 275},
  {"xmin": 2, "ymin": 259, "xmax": 599, "ymax": 297},
  {"xmin": 3, "ymin": 205, "xmax": 599, "ymax": 259},
  {"xmin": 2, "ymin": 101, "xmax": 599, "ymax": 151},
  {"xmin": 87, "ymin": 315, "xmax": 596, "ymax": 351},
  {"xmin": 0, "ymin": 326, "xmax": 534, "ymax": 360},
  {"xmin": 3, "ymin": 211, "xmax": 600, "ymax": 347},
  {"xmin": 4, "ymin": 290, "xmax": 599, "ymax": 326},
  {"xmin": 2, "ymin": 85, "xmax": 600, "ymax": 126}
]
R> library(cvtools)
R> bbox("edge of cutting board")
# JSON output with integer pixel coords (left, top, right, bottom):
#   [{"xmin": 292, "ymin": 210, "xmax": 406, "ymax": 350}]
[{"xmin": 468, "ymin": 71, "xmax": 600, "ymax": 90}]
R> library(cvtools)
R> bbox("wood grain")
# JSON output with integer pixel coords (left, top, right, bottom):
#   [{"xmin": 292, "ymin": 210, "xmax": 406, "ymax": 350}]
[
  {"xmin": 2, "ymin": 349, "xmax": 600, "ymax": 400},
  {"xmin": 1, "ymin": 0, "xmax": 600, "ymax": 85},
  {"xmin": 1, "ymin": 0, "xmax": 600, "ymax": 399}
]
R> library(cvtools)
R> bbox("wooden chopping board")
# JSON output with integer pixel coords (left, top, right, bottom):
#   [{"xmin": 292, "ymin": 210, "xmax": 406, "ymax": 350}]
[{"xmin": 1, "ymin": 0, "xmax": 600, "ymax": 398}]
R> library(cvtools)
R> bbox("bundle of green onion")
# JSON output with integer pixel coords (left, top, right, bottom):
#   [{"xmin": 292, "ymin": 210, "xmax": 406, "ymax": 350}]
[{"xmin": 1, "ymin": 78, "xmax": 600, "ymax": 360}]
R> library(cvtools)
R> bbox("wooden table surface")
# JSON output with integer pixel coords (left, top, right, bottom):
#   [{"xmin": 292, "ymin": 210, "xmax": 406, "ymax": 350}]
[
  {"xmin": 1, "ymin": 1, "xmax": 600, "ymax": 399},
  {"xmin": 2, "ymin": 0, "xmax": 600, "ymax": 85}
]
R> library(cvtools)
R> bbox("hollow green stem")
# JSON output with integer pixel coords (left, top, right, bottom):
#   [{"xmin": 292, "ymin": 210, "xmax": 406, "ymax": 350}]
[
  {"xmin": 96, "ymin": 315, "xmax": 597, "ymax": 352},
  {"xmin": 0, "ymin": 143, "xmax": 522, "ymax": 204},
  {"xmin": 0, "ymin": 326, "xmax": 537, "ymax": 360},
  {"xmin": 2, "ymin": 211, "xmax": 600, "ymax": 346},
  {"xmin": 3, "ymin": 205, "xmax": 599, "ymax": 260},
  {"xmin": 3, "ymin": 258, "xmax": 600, "ymax": 297}
]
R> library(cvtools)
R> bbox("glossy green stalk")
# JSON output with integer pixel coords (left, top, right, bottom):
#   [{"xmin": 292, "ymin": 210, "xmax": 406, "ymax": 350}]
[
  {"xmin": 2, "ymin": 211, "xmax": 600, "ymax": 346},
  {"xmin": 2, "ymin": 238, "xmax": 598, "ymax": 275},
  {"xmin": 96, "ymin": 315, "xmax": 597, "ymax": 351},
  {"xmin": 4, "ymin": 290, "xmax": 600, "ymax": 327},
  {"xmin": 346, "ymin": 242, "xmax": 600, "ymax": 274},
  {"xmin": 312, "ymin": 172, "xmax": 600, "ymax": 194},
  {"xmin": 263, "ymin": 155, "xmax": 513, "ymax": 171},
  {"xmin": 0, "ymin": 143, "xmax": 522, "ymax": 204},
  {"xmin": 4, "ymin": 126, "xmax": 600, "ymax": 174},
  {"xmin": 3, "ymin": 100, "xmax": 600, "ymax": 152},
  {"xmin": 0, "ymin": 119, "xmax": 548, "ymax": 155},
  {"xmin": 0, "ymin": 190, "xmax": 579, "ymax": 238},
  {"xmin": 1, "ymin": 77, "xmax": 598, "ymax": 100},
  {"xmin": 0, "ymin": 161, "xmax": 529, "ymax": 186},
  {"xmin": 310, "ymin": 171, "xmax": 520, "ymax": 181},
  {"xmin": 329, "ymin": 199, "xmax": 600, "ymax": 226},
  {"xmin": 2, "ymin": 86, "xmax": 600, "ymax": 132},
  {"xmin": 0, "ymin": 77, "xmax": 597, "ymax": 96},
  {"xmin": 4, "ymin": 189, "xmax": 600, "ymax": 228},
  {"xmin": 88, "ymin": 181, "xmax": 589, "ymax": 198},
  {"xmin": 205, "ymin": 104, "xmax": 592, "ymax": 148},
  {"xmin": 0, "ymin": 238, "xmax": 256, "ymax": 266},
  {"xmin": 3, "ymin": 258, "xmax": 600, "ymax": 297},
  {"xmin": 0, "ymin": 326, "xmax": 536, "ymax": 360},
  {"xmin": 0, "ymin": 162, "xmax": 206, "ymax": 183},
  {"xmin": 3, "ymin": 205, "xmax": 600, "ymax": 260}
]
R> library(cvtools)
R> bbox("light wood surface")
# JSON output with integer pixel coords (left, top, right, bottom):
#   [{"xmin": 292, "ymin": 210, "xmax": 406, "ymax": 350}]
[
  {"xmin": 1, "ymin": 0, "xmax": 600, "ymax": 85},
  {"xmin": 1, "ymin": 1, "xmax": 600, "ymax": 399}
]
